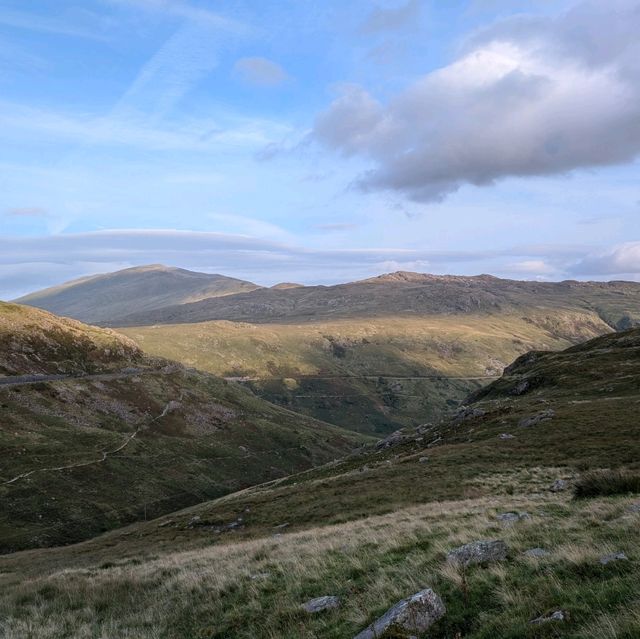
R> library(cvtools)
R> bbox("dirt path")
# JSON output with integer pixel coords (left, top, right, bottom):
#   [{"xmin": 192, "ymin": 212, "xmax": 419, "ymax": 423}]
[{"xmin": 1, "ymin": 400, "xmax": 175, "ymax": 486}]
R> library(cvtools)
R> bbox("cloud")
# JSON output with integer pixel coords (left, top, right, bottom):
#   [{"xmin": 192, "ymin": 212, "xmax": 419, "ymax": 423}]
[
  {"xmin": 0, "ymin": 7, "xmax": 108, "ymax": 40},
  {"xmin": 314, "ymin": 223, "xmax": 360, "ymax": 232},
  {"xmin": 0, "ymin": 228, "xmax": 614, "ymax": 298},
  {"xmin": 5, "ymin": 207, "xmax": 48, "ymax": 217},
  {"xmin": 571, "ymin": 242, "xmax": 640, "ymax": 275},
  {"xmin": 314, "ymin": 0, "xmax": 640, "ymax": 202},
  {"xmin": 233, "ymin": 57, "xmax": 289, "ymax": 87},
  {"xmin": 360, "ymin": 0, "xmax": 422, "ymax": 34}
]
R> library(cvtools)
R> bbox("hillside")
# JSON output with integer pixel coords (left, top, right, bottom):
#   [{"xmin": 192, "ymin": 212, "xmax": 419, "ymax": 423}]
[
  {"xmin": 108, "ymin": 272, "xmax": 640, "ymax": 327},
  {"xmin": 2, "ymin": 327, "xmax": 639, "ymax": 637},
  {"xmin": 14, "ymin": 264, "xmax": 260, "ymax": 325},
  {"xmin": 0, "ymin": 303, "xmax": 365, "ymax": 552}
]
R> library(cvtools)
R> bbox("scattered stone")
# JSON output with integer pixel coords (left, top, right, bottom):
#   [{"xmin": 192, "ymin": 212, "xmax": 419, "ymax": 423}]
[
  {"xmin": 447, "ymin": 540, "xmax": 508, "ymax": 567},
  {"xmin": 249, "ymin": 572, "xmax": 271, "ymax": 581},
  {"xmin": 599, "ymin": 552, "xmax": 628, "ymax": 565},
  {"xmin": 549, "ymin": 479, "xmax": 568, "ymax": 492},
  {"xmin": 530, "ymin": 610, "xmax": 567, "ymax": 624},
  {"xmin": 419, "ymin": 457, "xmax": 429, "ymax": 463},
  {"xmin": 353, "ymin": 589, "xmax": 446, "ymax": 639},
  {"xmin": 499, "ymin": 433, "xmax": 515, "ymax": 440},
  {"xmin": 524, "ymin": 548, "xmax": 549, "ymax": 558},
  {"xmin": 187, "ymin": 515, "xmax": 201, "ymax": 528},
  {"xmin": 302, "ymin": 596, "xmax": 340, "ymax": 614},
  {"xmin": 519, "ymin": 409, "xmax": 555, "ymax": 428},
  {"xmin": 496, "ymin": 512, "xmax": 530, "ymax": 525},
  {"xmin": 627, "ymin": 502, "xmax": 640, "ymax": 514},
  {"xmin": 375, "ymin": 430, "xmax": 411, "ymax": 450},
  {"xmin": 453, "ymin": 406, "xmax": 486, "ymax": 423}
]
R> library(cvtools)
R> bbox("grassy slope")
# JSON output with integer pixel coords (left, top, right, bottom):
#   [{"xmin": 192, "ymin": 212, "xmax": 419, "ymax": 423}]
[
  {"xmin": 1, "ymin": 328, "xmax": 638, "ymax": 637},
  {"xmin": 0, "ymin": 304, "xmax": 366, "ymax": 552},
  {"xmin": 120, "ymin": 310, "xmax": 611, "ymax": 434}
]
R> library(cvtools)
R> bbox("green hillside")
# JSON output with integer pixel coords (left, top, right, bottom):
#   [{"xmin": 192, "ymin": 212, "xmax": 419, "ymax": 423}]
[
  {"xmin": 1, "ymin": 327, "xmax": 639, "ymax": 638},
  {"xmin": 0, "ymin": 303, "xmax": 365, "ymax": 552}
]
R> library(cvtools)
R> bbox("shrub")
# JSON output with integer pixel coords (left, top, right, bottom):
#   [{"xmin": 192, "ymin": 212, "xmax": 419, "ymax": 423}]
[{"xmin": 573, "ymin": 470, "xmax": 640, "ymax": 499}]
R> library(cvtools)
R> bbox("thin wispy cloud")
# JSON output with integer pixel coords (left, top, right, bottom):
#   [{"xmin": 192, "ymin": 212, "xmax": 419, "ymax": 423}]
[
  {"xmin": 234, "ymin": 57, "xmax": 289, "ymax": 87},
  {"xmin": 5, "ymin": 207, "xmax": 48, "ymax": 218},
  {"xmin": 0, "ymin": 7, "xmax": 108, "ymax": 40}
]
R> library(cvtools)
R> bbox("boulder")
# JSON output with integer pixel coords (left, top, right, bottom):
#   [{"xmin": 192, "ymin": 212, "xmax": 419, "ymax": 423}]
[
  {"xmin": 549, "ymin": 479, "xmax": 568, "ymax": 492},
  {"xmin": 628, "ymin": 502, "xmax": 640, "ymax": 514},
  {"xmin": 519, "ymin": 409, "xmax": 555, "ymax": 428},
  {"xmin": 353, "ymin": 589, "xmax": 445, "ymax": 639},
  {"xmin": 302, "ymin": 596, "xmax": 340, "ymax": 614},
  {"xmin": 599, "ymin": 552, "xmax": 628, "ymax": 565},
  {"xmin": 499, "ymin": 433, "xmax": 515, "ymax": 440},
  {"xmin": 419, "ymin": 457, "xmax": 429, "ymax": 463},
  {"xmin": 496, "ymin": 512, "xmax": 530, "ymax": 524},
  {"xmin": 453, "ymin": 406, "xmax": 486, "ymax": 423},
  {"xmin": 530, "ymin": 610, "xmax": 567, "ymax": 624},
  {"xmin": 524, "ymin": 548, "xmax": 549, "ymax": 558},
  {"xmin": 447, "ymin": 540, "xmax": 508, "ymax": 567}
]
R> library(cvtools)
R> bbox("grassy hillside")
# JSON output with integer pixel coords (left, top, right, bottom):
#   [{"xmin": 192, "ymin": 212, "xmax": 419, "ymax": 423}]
[
  {"xmin": 15, "ymin": 264, "xmax": 260, "ymax": 325},
  {"xmin": 1, "ymin": 327, "xmax": 639, "ymax": 637},
  {"xmin": 120, "ymin": 310, "xmax": 612, "ymax": 434},
  {"xmin": 0, "ymin": 303, "xmax": 365, "ymax": 552}
]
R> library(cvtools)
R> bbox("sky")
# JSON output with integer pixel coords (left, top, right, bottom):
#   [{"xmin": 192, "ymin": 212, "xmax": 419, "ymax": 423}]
[{"xmin": 1, "ymin": 0, "xmax": 640, "ymax": 298}]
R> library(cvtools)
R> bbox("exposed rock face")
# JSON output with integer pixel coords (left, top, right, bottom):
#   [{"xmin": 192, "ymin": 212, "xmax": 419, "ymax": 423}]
[
  {"xmin": 353, "ymin": 589, "xmax": 445, "ymax": 639},
  {"xmin": 376, "ymin": 430, "xmax": 411, "ymax": 450},
  {"xmin": 447, "ymin": 540, "xmax": 508, "ymax": 567},
  {"xmin": 301, "ymin": 596, "xmax": 340, "ymax": 613},
  {"xmin": 519, "ymin": 409, "xmax": 555, "ymax": 428}
]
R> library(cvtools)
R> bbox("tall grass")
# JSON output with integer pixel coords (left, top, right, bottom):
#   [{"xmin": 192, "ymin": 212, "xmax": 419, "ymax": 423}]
[{"xmin": 573, "ymin": 470, "xmax": 640, "ymax": 499}]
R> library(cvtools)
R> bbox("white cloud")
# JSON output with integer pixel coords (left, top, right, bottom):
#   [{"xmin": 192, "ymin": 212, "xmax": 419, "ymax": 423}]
[
  {"xmin": 234, "ymin": 57, "xmax": 289, "ymax": 87},
  {"xmin": 572, "ymin": 242, "xmax": 640, "ymax": 275},
  {"xmin": 314, "ymin": 0, "xmax": 640, "ymax": 202}
]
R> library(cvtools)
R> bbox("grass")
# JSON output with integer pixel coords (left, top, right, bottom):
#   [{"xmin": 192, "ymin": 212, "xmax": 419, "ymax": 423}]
[
  {"xmin": 574, "ymin": 470, "xmax": 640, "ymax": 499},
  {"xmin": 1, "ymin": 491, "xmax": 638, "ymax": 638},
  {"xmin": 119, "ymin": 310, "xmax": 610, "ymax": 434}
]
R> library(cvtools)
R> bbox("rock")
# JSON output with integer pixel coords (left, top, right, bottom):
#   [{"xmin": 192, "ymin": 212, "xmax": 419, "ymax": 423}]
[
  {"xmin": 447, "ymin": 540, "xmax": 508, "ymax": 567},
  {"xmin": 496, "ymin": 512, "xmax": 530, "ymax": 524},
  {"xmin": 453, "ymin": 406, "xmax": 486, "ymax": 423},
  {"xmin": 519, "ymin": 409, "xmax": 555, "ymax": 428},
  {"xmin": 419, "ymin": 457, "xmax": 429, "ymax": 463},
  {"xmin": 302, "ymin": 596, "xmax": 340, "ymax": 614},
  {"xmin": 187, "ymin": 515, "xmax": 201, "ymax": 528},
  {"xmin": 375, "ymin": 430, "xmax": 411, "ymax": 450},
  {"xmin": 511, "ymin": 380, "xmax": 530, "ymax": 396},
  {"xmin": 274, "ymin": 522, "xmax": 290, "ymax": 530},
  {"xmin": 627, "ymin": 502, "xmax": 640, "ymax": 514},
  {"xmin": 353, "ymin": 589, "xmax": 445, "ymax": 639},
  {"xmin": 530, "ymin": 610, "xmax": 567, "ymax": 624},
  {"xmin": 549, "ymin": 479, "xmax": 568, "ymax": 492},
  {"xmin": 524, "ymin": 547, "xmax": 549, "ymax": 558},
  {"xmin": 599, "ymin": 552, "xmax": 628, "ymax": 565},
  {"xmin": 499, "ymin": 433, "xmax": 515, "ymax": 440}
]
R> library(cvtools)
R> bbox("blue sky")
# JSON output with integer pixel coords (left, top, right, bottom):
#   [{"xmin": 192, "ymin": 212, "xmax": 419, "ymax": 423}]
[{"xmin": 1, "ymin": 0, "xmax": 640, "ymax": 297}]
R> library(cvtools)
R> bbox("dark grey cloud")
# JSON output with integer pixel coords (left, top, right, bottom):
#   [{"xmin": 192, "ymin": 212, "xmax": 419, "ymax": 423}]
[
  {"xmin": 315, "ymin": 0, "xmax": 640, "ymax": 202},
  {"xmin": 360, "ymin": 0, "xmax": 422, "ymax": 34}
]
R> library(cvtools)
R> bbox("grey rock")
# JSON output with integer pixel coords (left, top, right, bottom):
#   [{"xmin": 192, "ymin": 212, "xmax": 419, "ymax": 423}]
[
  {"xmin": 549, "ymin": 479, "xmax": 568, "ymax": 492},
  {"xmin": 496, "ymin": 512, "xmax": 530, "ymax": 524},
  {"xmin": 499, "ymin": 433, "xmax": 515, "ymax": 440},
  {"xmin": 628, "ymin": 502, "xmax": 640, "ymax": 514},
  {"xmin": 302, "ymin": 596, "xmax": 341, "ymax": 614},
  {"xmin": 524, "ymin": 548, "xmax": 549, "ymax": 558},
  {"xmin": 353, "ymin": 589, "xmax": 445, "ymax": 639},
  {"xmin": 530, "ymin": 610, "xmax": 567, "ymax": 624},
  {"xmin": 519, "ymin": 409, "xmax": 555, "ymax": 428},
  {"xmin": 419, "ymin": 457, "xmax": 429, "ymax": 463},
  {"xmin": 599, "ymin": 552, "xmax": 628, "ymax": 565},
  {"xmin": 375, "ymin": 430, "xmax": 410, "ymax": 450},
  {"xmin": 453, "ymin": 406, "xmax": 486, "ymax": 423},
  {"xmin": 511, "ymin": 380, "xmax": 530, "ymax": 396},
  {"xmin": 274, "ymin": 522, "xmax": 290, "ymax": 530},
  {"xmin": 447, "ymin": 540, "xmax": 508, "ymax": 567}
]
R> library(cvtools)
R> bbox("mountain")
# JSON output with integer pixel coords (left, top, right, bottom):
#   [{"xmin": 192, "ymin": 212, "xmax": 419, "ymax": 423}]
[
  {"xmin": 106, "ymin": 272, "xmax": 640, "ymax": 327},
  {"xmin": 0, "ymin": 302, "xmax": 366, "ymax": 552},
  {"xmin": 14, "ymin": 264, "xmax": 261, "ymax": 325},
  {"xmin": 3, "ymin": 326, "xmax": 638, "ymax": 638},
  {"xmin": 112, "ymin": 272, "xmax": 640, "ymax": 434}
]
